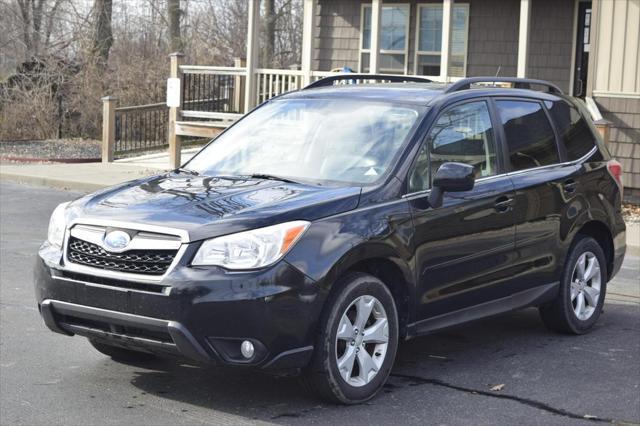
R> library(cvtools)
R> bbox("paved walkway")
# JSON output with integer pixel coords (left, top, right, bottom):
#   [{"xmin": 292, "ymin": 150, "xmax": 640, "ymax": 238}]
[{"xmin": 0, "ymin": 147, "xmax": 200, "ymax": 192}]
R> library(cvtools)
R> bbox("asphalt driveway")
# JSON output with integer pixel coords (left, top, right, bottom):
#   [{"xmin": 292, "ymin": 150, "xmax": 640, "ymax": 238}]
[{"xmin": 1, "ymin": 182, "xmax": 638, "ymax": 425}]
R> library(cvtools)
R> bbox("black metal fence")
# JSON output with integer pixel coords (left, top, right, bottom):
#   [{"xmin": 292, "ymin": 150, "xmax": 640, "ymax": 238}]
[
  {"xmin": 114, "ymin": 103, "xmax": 168, "ymax": 156},
  {"xmin": 181, "ymin": 73, "xmax": 237, "ymax": 113}
]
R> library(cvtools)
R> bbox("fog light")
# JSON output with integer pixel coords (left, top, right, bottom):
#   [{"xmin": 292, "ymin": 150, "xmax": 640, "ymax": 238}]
[{"xmin": 240, "ymin": 340, "xmax": 255, "ymax": 359}]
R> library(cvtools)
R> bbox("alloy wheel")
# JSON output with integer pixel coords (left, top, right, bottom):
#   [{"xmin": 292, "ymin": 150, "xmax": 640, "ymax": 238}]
[
  {"xmin": 335, "ymin": 295, "xmax": 389, "ymax": 387},
  {"xmin": 570, "ymin": 251, "xmax": 602, "ymax": 321}
]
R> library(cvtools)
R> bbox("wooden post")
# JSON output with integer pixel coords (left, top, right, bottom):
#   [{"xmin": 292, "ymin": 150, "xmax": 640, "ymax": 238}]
[
  {"xmin": 245, "ymin": 0, "xmax": 260, "ymax": 112},
  {"xmin": 440, "ymin": 0, "xmax": 453, "ymax": 81},
  {"xmin": 101, "ymin": 96, "xmax": 117, "ymax": 163},
  {"xmin": 517, "ymin": 0, "xmax": 531, "ymax": 77},
  {"xmin": 234, "ymin": 57, "xmax": 246, "ymax": 113},
  {"xmin": 168, "ymin": 52, "xmax": 183, "ymax": 169},
  {"xmin": 369, "ymin": 0, "xmax": 381, "ymax": 74},
  {"xmin": 594, "ymin": 119, "xmax": 612, "ymax": 145},
  {"xmin": 301, "ymin": 0, "xmax": 314, "ymax": 86}
]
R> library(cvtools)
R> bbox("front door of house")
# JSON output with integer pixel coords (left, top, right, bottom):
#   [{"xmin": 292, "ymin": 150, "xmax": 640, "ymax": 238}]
[{"xmin": 573, "ymin": 2, "xmax": 592, "ymax": 97}]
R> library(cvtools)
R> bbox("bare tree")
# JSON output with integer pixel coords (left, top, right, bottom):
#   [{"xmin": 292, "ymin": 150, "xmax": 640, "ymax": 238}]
[
  {"xmin": 168, "ymin": 0, "xmax": 182, "ymax": 52},
  {"xmin": 14, "ymin": 0, "xmax": 65, "ymax": 59},
  {"xmin": 263, "ymin": 0, "xmax": 275, "ymax": 67},
  {"xmin": 90, "ymin": 0, "xmax": 113, "ymax": 67}
]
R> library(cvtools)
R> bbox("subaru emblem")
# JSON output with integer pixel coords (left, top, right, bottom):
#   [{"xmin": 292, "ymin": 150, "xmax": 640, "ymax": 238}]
[{"xmin": 103, "ymin": 230, "xmax": 131, "ymax": 252}]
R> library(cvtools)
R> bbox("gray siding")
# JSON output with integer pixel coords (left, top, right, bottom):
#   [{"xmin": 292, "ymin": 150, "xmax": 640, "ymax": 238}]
[
  {"xmin": 314, "ymin": 0, "xmax": 362, "ymax": 71},
  {"xmin": 528, "ymin": 0, "xmax": 574, "ymax": 93},
  {"xmin": 595, "ymin": 96, "xmax": 640, "ymax": 198},
  {"xmin": 465, "ymin": 0, "xmax": 520, "ymax": 78},
  {"xmin": 314, "ymin": 0, "xmax": 574, "ymax": 91}
]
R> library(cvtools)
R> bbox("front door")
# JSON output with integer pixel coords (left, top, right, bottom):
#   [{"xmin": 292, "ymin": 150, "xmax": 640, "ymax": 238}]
[
  {"xmin": 573, "ymin": 2, "xmax": 592, "ymax": 97},
  {"xmin": 406, "ymin": 100, "xmax": 517, "ymax": 326}
]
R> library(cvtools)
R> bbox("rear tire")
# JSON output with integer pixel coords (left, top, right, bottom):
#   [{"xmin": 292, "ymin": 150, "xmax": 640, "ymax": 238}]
[
  {"xmin": 304, "ymin": 272, "xmax": 399, "ymax": 404},
  {"xmin": 89, "ymin": 340, "xmax": 156, "ymax": 363},
  {"xmin": 539, "ymin": 236, "xmax": 607, "ymax": 334}
]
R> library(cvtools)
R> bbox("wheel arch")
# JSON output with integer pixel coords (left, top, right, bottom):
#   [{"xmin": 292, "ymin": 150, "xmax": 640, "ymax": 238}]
[
  {"xmin": 320, "ymin": 243, "xmax": 415, "ymax": 340},
  {"xmin": 573, "ymin": 220, "xmax": 614, "ymax": 280}
]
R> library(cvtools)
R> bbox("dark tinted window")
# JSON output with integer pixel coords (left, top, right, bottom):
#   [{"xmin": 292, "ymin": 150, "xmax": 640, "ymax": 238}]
[
  {"xmin": 408, "ymin": 101, "xmax": 498, "ymax": 192},
  {"xmin": 496, "ymin": 100, "xmax": 559, "ymax": 171},
  {"xmin": 547, "ymin": 100, "xmax": 597, "ymax": 160}
]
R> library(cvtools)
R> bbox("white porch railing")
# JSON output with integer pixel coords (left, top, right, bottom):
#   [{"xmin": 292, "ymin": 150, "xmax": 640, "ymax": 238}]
[{"xmin": 102, "ymin": 59, "xmax": 458, "ymax": 167}]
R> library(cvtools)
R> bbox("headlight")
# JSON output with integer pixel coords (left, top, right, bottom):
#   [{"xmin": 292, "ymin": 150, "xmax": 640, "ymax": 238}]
[
  {"xmin": 47, "ymin": 202, "xmax": 70, "ymax": 248},
  {"xmin": 192, "ymin": 221, "xmax": 310, "ymax": 269}
]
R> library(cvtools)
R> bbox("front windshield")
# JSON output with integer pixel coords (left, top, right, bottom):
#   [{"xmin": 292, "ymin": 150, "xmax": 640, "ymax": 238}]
[{"xmin": 186, "ymin": 98, "xmax": 424, "ymax": 185}]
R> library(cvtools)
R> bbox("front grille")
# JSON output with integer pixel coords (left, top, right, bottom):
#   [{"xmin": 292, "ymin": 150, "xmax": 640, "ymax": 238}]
[{"xmin": 67, "ymin": 236, "xmax": 177, "ymax": 276}]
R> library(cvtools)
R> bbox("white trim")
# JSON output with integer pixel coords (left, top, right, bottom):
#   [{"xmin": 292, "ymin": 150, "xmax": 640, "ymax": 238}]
[
  {"xmin": 414, "ymin": 3, "xmax": 469, "ymax": 79},
  {"xmin": 370, "ymin": 0, "xmax": 382, "ymax": 74},
  {"xmin": 569, "ymin": 0, "xmax": 580, "ymax": 96},
  {"xmin": 301, "ymin": 0, "xmax": 314, "ymax": 86},
  {"xmin": 359, "ymin": 3, "xmax": 411, "ymax": 74},
  {"xmin": 517, "ymin": 0, "xmax": 531, "ymax": 78},
  {"xmin": 244, "ymin": 0, "xmax": 260, "ymax": 112},
  {"xmin": 440, "ymin": 0, "xmax": 453, "ymax": 81},
  {"xmin": 592, "ymin": 91, "xmax": 640, "ymax": 99}
]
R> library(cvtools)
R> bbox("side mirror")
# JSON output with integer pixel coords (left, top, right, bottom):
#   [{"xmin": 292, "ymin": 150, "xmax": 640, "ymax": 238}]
[{"xmin": 428, "ymin": 162, "xmax": 475, "ymax": 208}]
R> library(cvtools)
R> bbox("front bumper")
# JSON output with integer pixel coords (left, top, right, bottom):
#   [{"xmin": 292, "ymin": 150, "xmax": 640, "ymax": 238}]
[{"xmin": 35, "ymin": 244, "xmax": 323, "ymax": 370}]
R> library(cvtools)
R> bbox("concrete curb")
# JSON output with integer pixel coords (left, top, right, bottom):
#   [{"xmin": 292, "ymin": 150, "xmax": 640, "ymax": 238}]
[{"xmin": 1, "ymin": 171, "xmax": 110, "ymax": 192}]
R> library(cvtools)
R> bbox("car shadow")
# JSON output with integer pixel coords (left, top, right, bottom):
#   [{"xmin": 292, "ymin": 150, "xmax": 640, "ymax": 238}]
[{"xmin": 127, "ymin": 305, "xmax": 637, "ymax": 423}]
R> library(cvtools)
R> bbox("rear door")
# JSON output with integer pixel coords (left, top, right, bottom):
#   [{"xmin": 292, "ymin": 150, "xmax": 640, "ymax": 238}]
[
  {"xmin": 407, "ymin": 99, "xmax": 518, "ymax": 323},
  {"xmin": 495, "ymin": 97, "xmax": 579, "ymax": 292}
]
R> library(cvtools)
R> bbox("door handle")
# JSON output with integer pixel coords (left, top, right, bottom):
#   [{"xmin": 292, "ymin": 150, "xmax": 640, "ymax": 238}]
[
  {"xmin": 494, "ymin": 196, "xmax": 513, "ymax": 212},
  {"xmin": 563, "ymin": 179, "xmax": 577, "ymax": 193}
]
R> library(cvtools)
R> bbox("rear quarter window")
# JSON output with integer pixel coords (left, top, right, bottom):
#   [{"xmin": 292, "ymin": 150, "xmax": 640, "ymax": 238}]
[
  {"xmin": 495, "ymin": 100, "xmax": 560, "ymax": 171},
  {"xmin": 547, "ymin": 99, "xmax": 597, "ymax": 161}
]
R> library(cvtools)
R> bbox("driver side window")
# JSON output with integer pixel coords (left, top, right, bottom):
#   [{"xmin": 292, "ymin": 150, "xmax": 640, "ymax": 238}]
[{"xmin": 408, "ymin": 100, "xmax": 498, "ymax": 193}]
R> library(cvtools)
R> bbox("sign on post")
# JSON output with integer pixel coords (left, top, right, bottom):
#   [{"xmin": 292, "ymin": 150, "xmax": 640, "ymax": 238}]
[{"xmin": 166, "ymin": 77, "xmax": 181, "ymax": 107}]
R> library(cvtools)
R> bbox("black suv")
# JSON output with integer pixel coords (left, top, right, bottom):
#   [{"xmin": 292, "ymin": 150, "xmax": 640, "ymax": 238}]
[{"xmin": 35, "ymin": 76, "xmax": 626, "ymax": 404}]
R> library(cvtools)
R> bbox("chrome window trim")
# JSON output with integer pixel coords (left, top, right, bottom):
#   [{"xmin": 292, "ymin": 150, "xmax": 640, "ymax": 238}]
[
  {"xmin": 62, "ymin": 218, "xmax": 190, "ymax": 285},
  {"xmin": 401, "ymin": 145, "xmax": 596, "ymax": 199}
]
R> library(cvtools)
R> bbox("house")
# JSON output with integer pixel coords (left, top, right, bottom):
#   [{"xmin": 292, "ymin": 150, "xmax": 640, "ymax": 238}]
[
  {"xmin": 107, "ymin": 0, "xmax": 639, "ymax": 201},
  {"xmin": 306, "ymin": 0, "xmax": 639, "ymax": 200}
]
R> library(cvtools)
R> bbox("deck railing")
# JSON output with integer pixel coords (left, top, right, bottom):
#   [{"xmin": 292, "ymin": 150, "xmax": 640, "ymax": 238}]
[
  {"xmin": 100, "ymin": 61, "xmax": 436, "ymax": 164},
  {"xmin": 114, "ymin": 102, "xmax": 168, "ymax": 156}
]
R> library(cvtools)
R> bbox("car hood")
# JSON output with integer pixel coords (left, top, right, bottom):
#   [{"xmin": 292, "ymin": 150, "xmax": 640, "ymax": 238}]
[{"xmin": 68, "ymin": 172, "xmax": 362, "ymax": 241}]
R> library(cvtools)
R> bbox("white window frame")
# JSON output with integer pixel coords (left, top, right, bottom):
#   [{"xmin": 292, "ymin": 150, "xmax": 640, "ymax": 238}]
[
  {"xmin": 359, "ymin": 3, "xmax": 411, "ymax": 74},
  {"xmin": 414, "ymin": 3, "xmax": 470, "ymax": 78}
]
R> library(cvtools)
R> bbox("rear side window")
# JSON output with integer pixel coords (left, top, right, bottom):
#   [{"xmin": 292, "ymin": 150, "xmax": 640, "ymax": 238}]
[
  {"xmin": 547, "ymin": 100, "xmax": 597, "ymax": 161},
  {"xmin": 496, "ymin": 100, "xmax": 559, "ymax": 171}
]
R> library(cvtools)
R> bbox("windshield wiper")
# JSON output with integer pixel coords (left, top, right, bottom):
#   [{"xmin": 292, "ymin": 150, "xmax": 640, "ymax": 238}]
[
  {"xmin": 176, "ymin": 167, "xmax": 200, "ymax": 176},
  {"xmin": 244, "ymin": 173, "xmax": 301, "ymax": 184}
]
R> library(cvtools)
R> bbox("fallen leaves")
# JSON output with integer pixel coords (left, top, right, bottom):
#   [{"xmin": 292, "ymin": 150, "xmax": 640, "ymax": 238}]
[{"xmin": 489, "ymin": 383, "xmax": 505, "ymax": 392}]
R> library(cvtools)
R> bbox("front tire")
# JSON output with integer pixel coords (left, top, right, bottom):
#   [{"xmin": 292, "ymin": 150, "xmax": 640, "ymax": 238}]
[
  {"xmin": 539, "ymin": 236, "xmax": 607, "ymax": 334},
  {"xmin": 304, "ymin": 272, "xmax": 399, "ymax": 404}
]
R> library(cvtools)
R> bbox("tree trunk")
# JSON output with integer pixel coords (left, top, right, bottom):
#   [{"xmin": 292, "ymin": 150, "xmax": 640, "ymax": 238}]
[
  {"xmin": 16, "ymin": 0, "xmax": 33, "ymax": 58},
  {"xmin": 91, "ymin": 0, "xmax": 113, "ymax": 68},
  {"xmin": 264, "ymin": 0, "xmax": 276, "ymax": 67},
  {"xmin": 168, "ymin": 0, "xmax": 182, "ymax": 53}
]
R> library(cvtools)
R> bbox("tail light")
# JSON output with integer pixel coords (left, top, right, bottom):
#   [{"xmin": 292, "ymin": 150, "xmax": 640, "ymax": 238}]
[{"xmin": 607, "ymin": 159, "xmax": 624, "ymax": 195}]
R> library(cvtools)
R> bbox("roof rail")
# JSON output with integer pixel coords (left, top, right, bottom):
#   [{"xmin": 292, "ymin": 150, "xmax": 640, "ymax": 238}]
[
  {"xmin": 304, "ymin": 74, "xmax": 433, "ymax": 90},
  {"xmin": 445, "ymin": 77, "xmax": 564, "ymax": 95}
]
